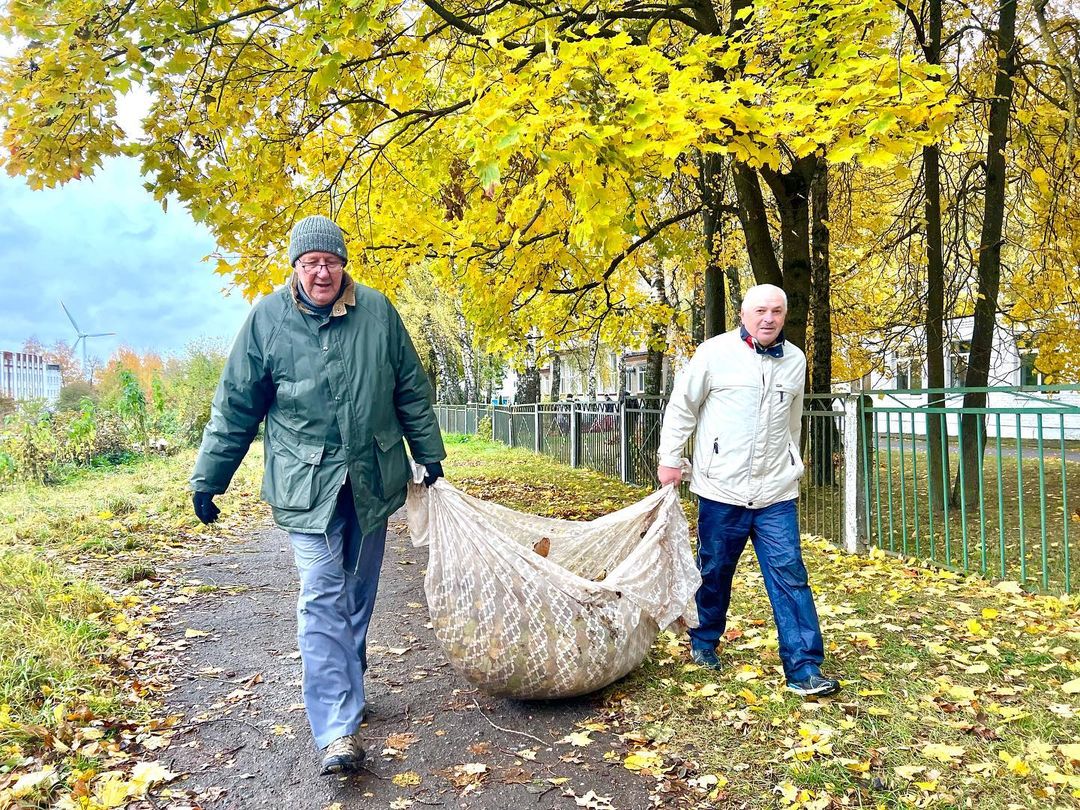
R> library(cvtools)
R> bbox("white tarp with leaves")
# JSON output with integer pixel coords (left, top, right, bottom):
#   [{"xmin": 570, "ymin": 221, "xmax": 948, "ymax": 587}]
[{"xmin": 405, "ymin": 472, "xmax": 700, "ymax": 699}]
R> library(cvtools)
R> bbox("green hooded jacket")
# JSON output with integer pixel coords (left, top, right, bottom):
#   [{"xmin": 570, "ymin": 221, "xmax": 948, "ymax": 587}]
[{"xmin": 190, "ymin": 274, "xmax": 446, "ymax": 535}]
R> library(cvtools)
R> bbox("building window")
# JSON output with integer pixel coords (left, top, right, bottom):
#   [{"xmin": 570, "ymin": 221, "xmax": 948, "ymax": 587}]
[
  {"xmin": 950, "ymin": 340, "xmax": 970, "ymax": 387},
  {"xmin": 1020, "ymin": 354, "xmax": 1042, "ymax": 387},
  {"xmin": 895, "ymin": 359, "xmax": 909, "ymax": 389},
  {"xmin": 894, "ymin": 357, "xmax": 923, "ymax": 390}
]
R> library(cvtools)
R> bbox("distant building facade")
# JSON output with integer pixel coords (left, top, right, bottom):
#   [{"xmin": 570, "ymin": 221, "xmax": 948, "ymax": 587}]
[
  {"xmin": 0, "ymin": 351, "xmax": 62, "ymax": 404},
  {"xmin": 847, "ymin": 316, "xmax": 1080, "ymax": 441}
]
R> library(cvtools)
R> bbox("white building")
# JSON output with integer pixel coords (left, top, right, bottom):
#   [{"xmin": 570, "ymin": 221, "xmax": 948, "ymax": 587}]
[
  {"xmin": 849, "ymin": 317, "xmax": 1080, "ymax": 441},
  {"xmin": 1, "ymin": 351, "xmax": 63, "ymax": 405},
  {"xmin": 491, "ymin": 347, "xmax": 674, "ymax": 403}
]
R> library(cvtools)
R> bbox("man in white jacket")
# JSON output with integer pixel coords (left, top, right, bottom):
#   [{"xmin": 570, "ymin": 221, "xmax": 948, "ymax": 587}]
[{"xmin": 656, "ymin": 284, "xmax": 840, "ymax": 697}]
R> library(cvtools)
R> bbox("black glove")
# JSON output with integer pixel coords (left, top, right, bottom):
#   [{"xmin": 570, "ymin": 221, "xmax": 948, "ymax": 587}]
[
  {"xmin": 423, "ymin": 461, "xmax": 444, "ymax": 488},
  {"xmin": 192, "ymin": 491, "xmax": 221, "ymax": 524}
]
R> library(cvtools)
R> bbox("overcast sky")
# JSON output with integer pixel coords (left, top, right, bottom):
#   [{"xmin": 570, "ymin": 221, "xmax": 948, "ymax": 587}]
[{"xmin": 0, "ymin": 156, "xmax": 254, "ymax": 363}]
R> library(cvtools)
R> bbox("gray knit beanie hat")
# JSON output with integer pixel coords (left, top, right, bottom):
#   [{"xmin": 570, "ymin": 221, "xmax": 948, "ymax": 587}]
[{"xmin": 288, "ymin": 215, "xmax": 348, "ymax": 265}]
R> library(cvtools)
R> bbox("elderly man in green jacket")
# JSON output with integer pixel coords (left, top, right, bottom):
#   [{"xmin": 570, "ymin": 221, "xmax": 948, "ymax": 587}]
[{"xmin": 190, "ymin": 215, "xmax": 446, "ymax": 776}]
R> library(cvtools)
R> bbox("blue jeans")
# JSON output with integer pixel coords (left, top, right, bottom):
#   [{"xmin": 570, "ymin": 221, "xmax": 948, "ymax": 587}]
[
  {"xmin": 289, "ymin": 482, "xmax": 387, "ymax": 749},
  {"xmin": 690, "ymin": 497, "xmax": 824, "ymax": 682}
]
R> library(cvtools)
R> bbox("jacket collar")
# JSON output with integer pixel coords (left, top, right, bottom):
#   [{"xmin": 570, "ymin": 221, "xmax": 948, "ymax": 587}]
[
  {"xmin": 290, "ymin": 272, "xmax": 356, "ymax": 318},
  {"xmin": 740, "ymin": 325, "xmax": 785, "ymax": 358}
]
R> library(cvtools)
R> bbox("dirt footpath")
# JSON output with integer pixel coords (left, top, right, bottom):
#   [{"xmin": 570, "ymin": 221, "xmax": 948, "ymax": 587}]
[{"xmin": 154, "ymin": 511, "xmax": 661, "ymax": 810}]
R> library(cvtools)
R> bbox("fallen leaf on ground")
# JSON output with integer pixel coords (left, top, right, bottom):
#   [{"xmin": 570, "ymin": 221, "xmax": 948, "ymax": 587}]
[
  {"xmin": 558, "ymin": 730, "xmax": 594, "ymax": 747},
  {"xmin": 392, "ymin": 771, "xmax": 422, "ymax": 787},
  {"xmin": 921, "ymin": 743, "xmax": 966, "ymax": 763},
  {"xmin": 624, "ymin": 749, "xmax": 664, "ymax": 772},
  {"xmin": 386, "ymin": 732, "xmax": 420, "ymax": 751}
]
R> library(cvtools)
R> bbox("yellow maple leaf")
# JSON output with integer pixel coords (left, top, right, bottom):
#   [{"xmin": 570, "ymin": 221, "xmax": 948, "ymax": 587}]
[
  {"xmin": 129, "ymin": 761, "xmax": 177, "ymax": 794},
  {"xmin": 1058, "ymin": 743, "xmax": 1080, "ymax": 763},
  {"xmin": 10, "ymin": 767, "xmax": 57, "ymax": 798},
  {"xmin": 893, "ymin": 764, "xmax": 925, "ymax": 781},
  {"xmin": 92, "ymin": 774, "xmax": 131, "ymax": 808},
  {"xmin": 1061, "ymin": 678, "xmax": 1080, "ymax": 694},
  {"xmin": 559, "ymin": 730, "xmax": 594, "ymax": 746},
  {"xmin": 921, "ymin": 743, "xmax": 965, "ymax": 762},
  {"xmin": 624, "ymin": 749, "xmax": 664, "ymax": 772},
  {"xmin": 947, "ymin": 685, "xmax": 977, "ymax": 702},
  {"xmin": 392, "ymin": 771, "xmax": 422, "ymax": 787},
  {"xmin": 998, "ymin": 751, "xmax": 1030, "ymax": 776}
]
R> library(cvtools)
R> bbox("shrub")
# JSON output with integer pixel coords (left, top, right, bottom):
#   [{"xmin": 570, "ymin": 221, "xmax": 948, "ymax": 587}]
[
  {"xmin": 57, "ymin": 381, "xmax": 97, "ymax": 413},
  {"xmin": 0, "ymin": 403, "xmax": 57, "ymax": 484},
  {"xmin": 64, "ymin": 397, "xmax": 97, "ymax": 465}
]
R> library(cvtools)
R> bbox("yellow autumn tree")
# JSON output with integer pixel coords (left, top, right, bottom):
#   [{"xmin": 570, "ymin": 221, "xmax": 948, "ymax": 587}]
[{"xmin": 1, "ymin": 0, "xmax": 954, "ymax": 358}]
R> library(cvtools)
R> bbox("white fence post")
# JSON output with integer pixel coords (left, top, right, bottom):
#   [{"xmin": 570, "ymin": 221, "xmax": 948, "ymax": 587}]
[
  {"xmin": 619, "ymin": 402, "xmax": 630, "ymax": 482},
  {"xmin": 535, "ymin": 403, "xmax": 542, "ymax": 453},
  {"xmin": 570, "ymin": 403, "xmax": 579, "ymax": 467},
  {"xmin": 842, "ymin": 396, "xmax": 865, "ymax": 554}
]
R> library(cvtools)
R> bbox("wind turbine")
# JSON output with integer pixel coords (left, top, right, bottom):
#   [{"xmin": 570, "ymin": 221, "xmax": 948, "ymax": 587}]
[{"xmin": 60, "ymin": 301, "xmax": 115, "ymax": 377}]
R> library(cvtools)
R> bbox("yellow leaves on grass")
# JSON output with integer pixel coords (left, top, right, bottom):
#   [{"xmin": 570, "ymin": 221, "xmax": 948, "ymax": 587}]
[
  {"xmin": 783, "ymin": 723, "xmax": 836, "ymax": 762},
  {"xmin": 49, "ymin": 762, "xmax": 177, "ymax": 810},
  {"xmin": 1061, "ymin": 677, "xmax": 1080, "ymax": 694}
]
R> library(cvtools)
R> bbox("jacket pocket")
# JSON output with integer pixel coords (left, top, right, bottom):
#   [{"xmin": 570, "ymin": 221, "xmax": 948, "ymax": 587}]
[
  {"xmin": 706, "ymin": 437, "xmax": 720, "ymax": 478},
  {"xmin": 374, "ymin": 429, "xmax": 409, "ymax": 499},
  {"xmin": 262, "ymin": 439, "xmax": 324, "ymax": 511},
  {"xmin": 787, "ymin": 441, "xmax": 805, "ymax": 480}
]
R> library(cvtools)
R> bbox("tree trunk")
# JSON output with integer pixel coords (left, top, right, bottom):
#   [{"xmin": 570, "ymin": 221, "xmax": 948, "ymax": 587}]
[
  {"xmin": 426, "ymin": 345, "xmax": 439, "ymax": 403},
  {"xmin": 760, "ymin": 157, "xmax": 815, "ymax": 353},
  {"xmin": 953, "ymin": 0, "xmax": 1018, "ymax": 507},
  {"xmin": 455, "ymin": 309, "xmax": 477, "ymax": 403},
  {"xmin": 809, "ymin": 156, "xmax": 832, "ymax": 395},
  {"xmin": 702, "ymin": 152, "xmax": 727, "ymax": 339},
  {"xmin": 516, "ymin": 340, "xmax": 541, "ymax": 404},
  {"xmin": 433, "ymin": 339, "xmax": 462, "ymax": 403},
  {"xmin": 727, "ymin": 266, "xmax": 744, "ymax": 319},
  {"xmin": 645, "ymin": 266, "xmax": 669, "ymax": 396},
  {"xmin": 924, "ymin": 0, "xmax": 950, "ymax": 513},
  {"xmin": 808, "ymin": 156, "xmax": 837, "ymax": 485},
  {"xmin": 692, "ymin": 281, "xmax": 706, "ymax": 344},
  {"xmin": 586, "ymin": 333, "xmax": 600, "ymax": 400},
  {"xmin": 550, "ymin": 353, "xmax": 562, "ymax": 401},
  {"xmin": 733, "ymin": 163, "xmax": 783, "ymax": 288}
]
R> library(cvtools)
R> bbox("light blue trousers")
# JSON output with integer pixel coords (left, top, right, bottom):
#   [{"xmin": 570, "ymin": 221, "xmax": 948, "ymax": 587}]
[{"xmin": 289, "ymin": 483, "xmax": 387, "ymax": 749}]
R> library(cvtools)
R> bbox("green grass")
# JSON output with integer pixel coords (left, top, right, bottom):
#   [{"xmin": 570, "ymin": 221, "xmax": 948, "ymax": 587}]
[
  {"xmin": 0, "ymin": 553, "xmax": 115, "ymax": 729},
  {"xmin": 443, "ymin": 433, "xmax": 1080, "ymax": 810},
  {"xmin": 0, "ymin": 445, "xmax": 266, "ymax": 803}
]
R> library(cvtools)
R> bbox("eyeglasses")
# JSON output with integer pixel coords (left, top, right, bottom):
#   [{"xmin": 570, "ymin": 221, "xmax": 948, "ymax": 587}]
[{"xmin": 297, "ymin": 259, "xmax": 344, "ymax": 271}]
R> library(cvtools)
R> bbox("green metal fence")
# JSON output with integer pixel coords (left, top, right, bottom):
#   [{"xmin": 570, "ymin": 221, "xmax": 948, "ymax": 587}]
[
  {"xmin": 858, "ymin": 386, "xmax": 1080, "ymax": 593},
  {"xmin": 435, "ymin": 386, "xmax": 1080, "ymax": 593},
  {"xmin": 435, "ymin": 398, "xmax": 844, "ymax": 539}
]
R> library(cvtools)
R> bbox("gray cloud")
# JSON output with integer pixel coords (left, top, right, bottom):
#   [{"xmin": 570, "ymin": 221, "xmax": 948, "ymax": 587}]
[{"xmin": 0, "ymin": 157, "xmax": 254, "ymax": 363}]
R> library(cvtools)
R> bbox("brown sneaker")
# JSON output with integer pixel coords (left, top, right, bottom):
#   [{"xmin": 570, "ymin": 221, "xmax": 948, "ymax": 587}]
[{"xmin": 320, "ymin": 733, "xmax": 365, "ymax": 775}]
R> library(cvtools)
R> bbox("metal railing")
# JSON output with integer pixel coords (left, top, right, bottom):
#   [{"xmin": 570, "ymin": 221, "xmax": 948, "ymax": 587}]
[
  {"xmin": 435, "ymin": 385, "xmax": 1080, "ymax": 593},
  {"xmin": 435, "ymin": 398, "xmax": 854, "ymax": 545},
  {"xmin": 858, "ymin": 386, "xmax": 1080, "ymax": 594}
]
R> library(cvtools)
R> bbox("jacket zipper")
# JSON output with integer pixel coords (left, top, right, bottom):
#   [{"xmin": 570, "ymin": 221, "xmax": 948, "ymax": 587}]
[{"xmin": 788, "ymin": 447, "xmax": 796, "ymax": 466}]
